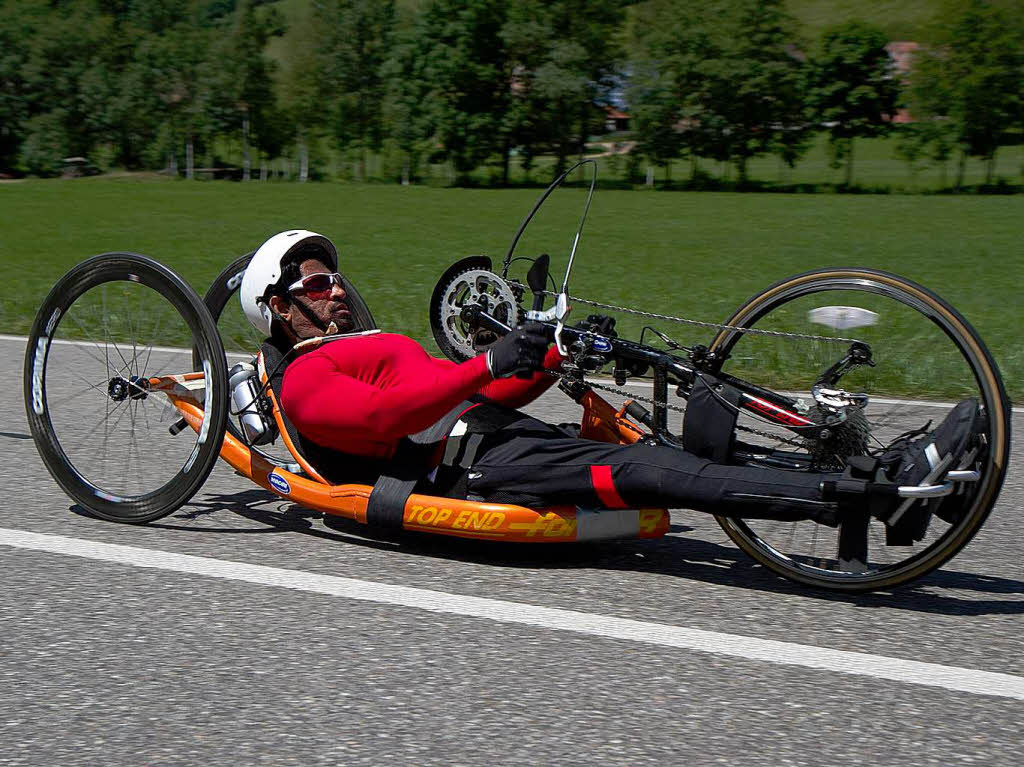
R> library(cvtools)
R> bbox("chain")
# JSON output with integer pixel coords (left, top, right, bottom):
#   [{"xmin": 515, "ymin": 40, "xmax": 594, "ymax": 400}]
[
  {"xmin": 557, "ymin": 372, "xmax": 805, "ymax": 448},
  {"xmin": 540, "ymin": 290, "xmax": 861, "ymax": 345}
]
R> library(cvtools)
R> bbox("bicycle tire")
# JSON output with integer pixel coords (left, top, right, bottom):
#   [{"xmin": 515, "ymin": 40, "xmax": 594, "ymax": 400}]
[
  {"xmin": 708, "ymin": 268, "xmax": 1011, "ymax": 592},
  {"xmin": 24, "ymin": 253, "xmax": 229, "ymax": 523}
]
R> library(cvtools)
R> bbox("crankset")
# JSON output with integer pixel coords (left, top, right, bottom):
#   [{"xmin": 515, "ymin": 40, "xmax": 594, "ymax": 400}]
[{"xmin": 429, "ymin": 256, "xmax": 524, "ymax": 362}]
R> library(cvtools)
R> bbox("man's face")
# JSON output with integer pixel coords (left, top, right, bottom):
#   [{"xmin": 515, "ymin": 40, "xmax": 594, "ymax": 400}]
[{"xmin": 271, "ymin": 257, "xmax": 354, "ymax": 339}]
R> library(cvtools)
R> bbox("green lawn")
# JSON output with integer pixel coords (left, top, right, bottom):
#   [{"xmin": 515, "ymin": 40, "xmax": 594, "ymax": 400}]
[
  {"xmin": 584, "ymin": 133, "xmax": 1024, "ymax": 192},
  {"xmin": 204, "ymin": 130, "xmax": 1024, "ymax": 192},
  {"xmin": 1, "ymin": 177, "xmax": 1021, "ymax": 398}
]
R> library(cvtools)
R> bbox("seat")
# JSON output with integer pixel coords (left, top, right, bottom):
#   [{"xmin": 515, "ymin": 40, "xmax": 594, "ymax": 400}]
[{"xmin": 258, "ymin": 339, "xmax": 393, "ymax": 487}]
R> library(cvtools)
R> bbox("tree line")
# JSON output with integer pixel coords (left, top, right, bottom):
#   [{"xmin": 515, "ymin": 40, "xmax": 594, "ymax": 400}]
[{"xmin": 1, "ymin": 0, "xmax": 1022, "ymax": 187}]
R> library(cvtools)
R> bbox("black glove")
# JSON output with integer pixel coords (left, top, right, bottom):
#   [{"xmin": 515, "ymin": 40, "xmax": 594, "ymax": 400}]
[
  {"xmin": 582, "ymin": 314, "xmax": 617, "ymax": 336},
  {"xmin": 485, "ymin": 322, "xmax": 550, "ymax": 378}
]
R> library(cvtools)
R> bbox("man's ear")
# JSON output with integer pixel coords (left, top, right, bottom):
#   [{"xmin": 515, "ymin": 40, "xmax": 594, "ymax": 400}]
[{"xmin": 268, "ymin": 295, "xmax": 292, "ymax": 323}]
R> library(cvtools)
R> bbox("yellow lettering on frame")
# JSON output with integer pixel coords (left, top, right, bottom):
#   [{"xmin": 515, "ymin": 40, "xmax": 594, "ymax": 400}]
[
  {"xmin": 482, "ymin": 512, "xmax": 505, "ymax": 531},
  {"xmin": 639, "ymin": 508, "xmax": 661, "ymax": 533},
  {"xmin": 544, "ymin": 518, "xmax": 576, "ymax": 538}
]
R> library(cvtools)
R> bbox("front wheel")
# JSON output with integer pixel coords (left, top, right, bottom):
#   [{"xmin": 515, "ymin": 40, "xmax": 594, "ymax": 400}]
[
  {"xmin": 708, "ymin": 268, "xmax": 1011, "ymax": 592},
  {"xmin": 24, "ymin": 253, "xmax": 229, "ymax": 523}
]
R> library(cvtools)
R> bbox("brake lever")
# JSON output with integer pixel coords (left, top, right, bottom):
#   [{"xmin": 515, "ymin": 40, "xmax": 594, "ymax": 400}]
[{"xmin": 553, "ymin": 292, "xmax": 570, "ymax": 356}]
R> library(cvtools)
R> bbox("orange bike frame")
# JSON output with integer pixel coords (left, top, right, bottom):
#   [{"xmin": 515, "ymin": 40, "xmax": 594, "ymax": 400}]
[{"xmin": 157, "ymin": 368, "xmax": 669, "ymax": 543}]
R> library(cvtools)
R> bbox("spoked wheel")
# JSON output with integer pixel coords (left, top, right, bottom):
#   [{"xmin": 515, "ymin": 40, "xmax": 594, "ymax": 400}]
[
  {"xmin": 24, "ymin": 253, "xmax": 229, "ymax": 523},
  {"xmin": 708, "ymin": 268, "xmax": 1011, "ymax": 592},
  {"xmin": 196, "ymin": 252, "xmax": 376, "ymax": 468}
]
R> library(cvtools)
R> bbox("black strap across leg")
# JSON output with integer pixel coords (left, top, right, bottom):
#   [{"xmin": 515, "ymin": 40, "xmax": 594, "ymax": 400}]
[{"xmin": 364, "ymin": 399, "xmax": 481, "ymax": 529}]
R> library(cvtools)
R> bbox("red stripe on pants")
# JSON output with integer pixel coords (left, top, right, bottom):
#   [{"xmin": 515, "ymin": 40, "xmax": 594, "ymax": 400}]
[{"xmin": 590, "ymin": 464, "xmax": 629, "ymax": 509}]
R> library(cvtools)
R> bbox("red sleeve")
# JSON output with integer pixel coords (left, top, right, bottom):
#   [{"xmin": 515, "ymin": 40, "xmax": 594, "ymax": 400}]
[
  {"xmin": 282, "ymin": 351, "xmax": 491, "ymax": 454},
  {"xmin": 478, "ymin": 344, "xmax": 564, "ymax": 408}
]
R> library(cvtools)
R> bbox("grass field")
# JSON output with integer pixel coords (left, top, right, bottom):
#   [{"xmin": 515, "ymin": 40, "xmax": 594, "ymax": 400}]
[{"xmin": 1, "ymin": 177, "xmax": 1021, "ymax": 399}]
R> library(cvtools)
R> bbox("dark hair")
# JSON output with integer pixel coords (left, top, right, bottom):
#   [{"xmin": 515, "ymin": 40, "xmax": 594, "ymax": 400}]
[
  {"xmin": 265, "ymin": 243, "xmax": 335, "ymax": 346},
  {"xmin": 265, "ymin": 243, "xmax": 332, "ymax": 302}
]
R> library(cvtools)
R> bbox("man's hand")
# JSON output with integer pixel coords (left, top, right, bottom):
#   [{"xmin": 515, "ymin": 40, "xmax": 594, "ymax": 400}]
[{"xmin": 486, "ymin": 322, "xmax": 550, "ymax": 378}]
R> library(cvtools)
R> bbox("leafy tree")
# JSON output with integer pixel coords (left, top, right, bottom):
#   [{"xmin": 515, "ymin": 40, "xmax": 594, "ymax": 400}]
[
  {"xmin": 0, "ymin": 0, "xmax": 39, "ymax": 172},
  {"xmin": 628, "ymin": 1, "xmax": 712, "ymax": 179},
  {"xmin": 811, "ymin": 20, "xmax": 900, "ymax": 186},
  {"xmin": 504, "ymin": 0, "xmax": 624, "ymax": 180},
  {"xmin": 909, "ymin": 0, "xmax": 1024, "ymax": 187},
  {"xmin": 420, "ymin": 0, "xmax": 509, "ymax": 182},
  {"xmin": 15, "ymin": 3, "xmax": 123, "ymax": 174},
  {"xmin": 205, "ymin": 0, "xmax": 282, "ymax": 176},
  {"xmin": 630, "ymin": 0, "xmax": 809, "ymax": 184},
  {"xmin": 629, "ymin": 61, "xmax": 684, "ymax": 181},
  {"xmin": 381, "ymin": 14, "xmax": 434, "ymax": 184},
  {"xmin": 701, "ymin": 0, "xmax": 809, "ymax": 183},
  {"xmin": 313, "ymin": 0, "xmax": 396, "ymax": 180}
]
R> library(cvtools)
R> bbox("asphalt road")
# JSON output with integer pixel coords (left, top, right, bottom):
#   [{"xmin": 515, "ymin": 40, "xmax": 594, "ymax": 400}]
[{"xmin": 2, "ymin": 335, "xmax": 1022, "ymax": 766}]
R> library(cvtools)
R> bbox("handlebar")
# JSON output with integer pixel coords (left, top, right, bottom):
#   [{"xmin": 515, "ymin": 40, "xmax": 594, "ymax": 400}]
[
  {"xmin": 460, "ymin": 304, "xmax": 698, "ymax": 387},
  {"xmin": 461, "ymin": 303, "xmax": 820, "ymax": 446}
]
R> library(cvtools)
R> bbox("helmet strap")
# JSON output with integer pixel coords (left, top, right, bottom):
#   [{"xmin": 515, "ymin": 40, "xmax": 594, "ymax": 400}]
[{"xmin": 287, "ymin": 294, "xmax": 332, "ymax": 335}]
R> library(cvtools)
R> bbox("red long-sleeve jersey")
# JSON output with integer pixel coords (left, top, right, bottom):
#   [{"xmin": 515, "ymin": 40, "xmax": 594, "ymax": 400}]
[{"xmin": 280, "ymin": 332, "xmax": 561, "ymax": 458}]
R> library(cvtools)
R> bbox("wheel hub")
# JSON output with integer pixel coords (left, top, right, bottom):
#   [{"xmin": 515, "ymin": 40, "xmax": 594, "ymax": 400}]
[{"xmin": 107, "ymin": 375, "xmax": 149, "ymax": 402}]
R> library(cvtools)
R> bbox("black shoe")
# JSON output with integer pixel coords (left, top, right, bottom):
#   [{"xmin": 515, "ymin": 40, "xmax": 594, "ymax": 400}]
[
  {"xmin": 934, "ymin": 407, "xmax": 988, "ymax": 525},
  {"xmin": 880, "ymin": 398, "xmax": 979, "ymax": 538}
]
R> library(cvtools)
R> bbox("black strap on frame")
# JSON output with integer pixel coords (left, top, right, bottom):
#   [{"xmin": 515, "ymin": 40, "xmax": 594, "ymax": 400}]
[{"xmin": 364, "ymin": 400, "xmax": 478, "ymax": 529}]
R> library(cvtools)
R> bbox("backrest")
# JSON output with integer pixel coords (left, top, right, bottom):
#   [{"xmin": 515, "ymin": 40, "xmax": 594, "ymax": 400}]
[
  {"xmin": 258, "ymin": 338, "xmax": 394, "ymax": 487},
  {"xmin": 259, "ymin": 341, "xmax": 331, "ymax": 484}
]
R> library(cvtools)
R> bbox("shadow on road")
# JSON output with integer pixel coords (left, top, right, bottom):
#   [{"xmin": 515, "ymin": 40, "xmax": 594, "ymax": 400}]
[{"xmin": 151, "ymin": 488, "xmax": 1024, "ymax": 617}]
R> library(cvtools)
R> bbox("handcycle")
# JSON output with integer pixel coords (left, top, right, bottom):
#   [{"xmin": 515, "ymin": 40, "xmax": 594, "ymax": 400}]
[{"xmin": 24, "ymin": 161, "xmax": 1011, "ymax": 592}]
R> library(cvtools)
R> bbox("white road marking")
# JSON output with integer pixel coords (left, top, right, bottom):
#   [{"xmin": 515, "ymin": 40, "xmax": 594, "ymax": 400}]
[
  {"xmin": 2, "ymin": 526, "xmax": 1023, "ymax": 702},
  {"xmin": 0, "ymin": 334, "xmax": 249, "ymax": 359}
]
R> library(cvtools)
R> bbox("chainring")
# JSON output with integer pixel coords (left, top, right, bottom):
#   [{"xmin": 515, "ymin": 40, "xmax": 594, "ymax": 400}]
[{"xmin": 430, "ymin": 267, "xmax": 523, "ymax": 362}]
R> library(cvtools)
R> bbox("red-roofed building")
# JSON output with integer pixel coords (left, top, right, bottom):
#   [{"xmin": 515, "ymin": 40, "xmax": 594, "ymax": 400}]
[{"xmin": 605, "ymin": 108, "xmax": 631, "ymax": 132}]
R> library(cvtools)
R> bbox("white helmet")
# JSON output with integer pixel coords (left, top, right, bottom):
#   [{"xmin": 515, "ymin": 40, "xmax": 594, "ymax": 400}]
[{"xmin": 240, "ymin": 230, "xmax": 339, "ymax": 336}]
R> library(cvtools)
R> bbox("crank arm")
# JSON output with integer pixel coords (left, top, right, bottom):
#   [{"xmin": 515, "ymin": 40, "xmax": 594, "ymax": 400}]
[{"xmin": 460, "ymin": 304, "xmax": 513, "ymax": 335}]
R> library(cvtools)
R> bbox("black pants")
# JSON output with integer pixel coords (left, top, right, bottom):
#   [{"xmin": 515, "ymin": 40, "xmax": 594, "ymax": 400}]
[{"xmin": 436, "ymin": 407, "xmax": 838, "ymax": 523}]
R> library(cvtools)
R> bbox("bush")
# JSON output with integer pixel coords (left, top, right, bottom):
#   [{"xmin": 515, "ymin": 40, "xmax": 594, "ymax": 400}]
[{"xmin": 18, "ymin": 112, "xmax": 69, "ymax": 177}]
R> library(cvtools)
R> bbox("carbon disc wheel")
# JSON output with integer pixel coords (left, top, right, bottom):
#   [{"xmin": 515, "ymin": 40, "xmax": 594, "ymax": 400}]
[
  {"xmin": 708, "ymin": 268, "xmax": 1010, "ymax": 592},
  {"xmin": 24, "ymin": 253, "xmax": 229, "ymax": 523}
]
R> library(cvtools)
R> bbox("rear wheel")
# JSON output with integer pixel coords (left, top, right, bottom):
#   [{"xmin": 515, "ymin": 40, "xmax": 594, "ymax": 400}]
[
  {"xmin": 709, "ymin": 268, "xmax": 1010, "ymax": 591},
  {"xmin": 24, "ymin": 253, "xmax": 229, "ymax": 523}
]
